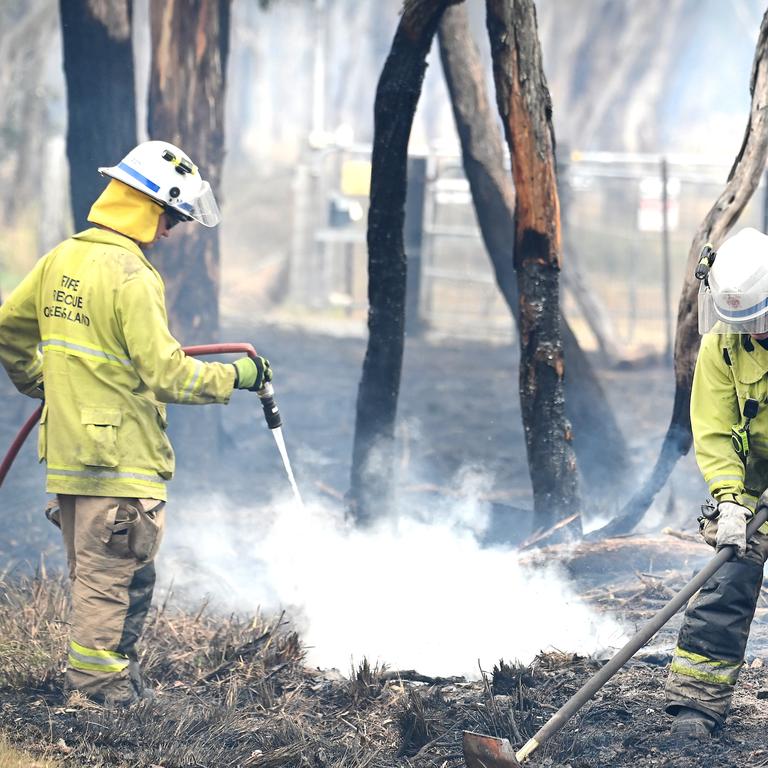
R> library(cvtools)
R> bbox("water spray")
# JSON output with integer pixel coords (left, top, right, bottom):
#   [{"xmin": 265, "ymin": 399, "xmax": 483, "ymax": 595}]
[
  {"xmin": 256, "ymin": 380, "xmax": 304, "ymax": 507},
  {"xmin": 0, "ymin": 342, "xmax": 305, "ymax": 507}
]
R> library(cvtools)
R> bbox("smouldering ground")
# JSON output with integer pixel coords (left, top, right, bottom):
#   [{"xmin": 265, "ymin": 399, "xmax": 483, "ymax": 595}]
[
  {"xmin": 2, "ymin": 572, "xmax": 768, "ymax": 768},
  {"xmin": 0, "ymin": 325, "xmax": 750, "ymax": 766},
  {"xmin": 0, "ymin": 322, "xmax": 707, "ymax": 571}
]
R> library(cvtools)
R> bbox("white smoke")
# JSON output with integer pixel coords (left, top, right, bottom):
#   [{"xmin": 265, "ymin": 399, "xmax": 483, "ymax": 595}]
[{"xmin": 161, "ymin": 483, "xmax": 626, "ymax": 679}]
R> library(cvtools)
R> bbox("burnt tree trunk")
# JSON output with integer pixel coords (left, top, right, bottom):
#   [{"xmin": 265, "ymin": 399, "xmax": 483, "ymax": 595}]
[
  {"xmin": 147, "ymin": 0, "xmax": 230, "ymax": 346},
  {"xmin": 349, "ymin": 0, "xmax": 461, "ymax": 524},
  {"xmin": 60, "ymin": 0, "xmax": 137, "ymax": 231},
  {"xmin": 486, "ymin": 0, "xmax": 580, "ymax": 532},
  {"xmin": 438, "ymin": 3, "xmax": 627, "ymax": 501},
  {"xmin": 590, "ymin": 8, "xmax": 768, "ymax": 540},
  {"xmin": 147, "ymin": 0, "xmax": 231, "ymax": 473}
]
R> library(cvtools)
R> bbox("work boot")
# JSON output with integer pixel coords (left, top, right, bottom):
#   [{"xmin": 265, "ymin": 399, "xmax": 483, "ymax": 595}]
[
  {"xmin": 128, "ymin": 659, "xmax": 156, "ymax": 702},
  {"xmin": 669, "ymin": 706, "xmax": 717, "ymax": 740}
]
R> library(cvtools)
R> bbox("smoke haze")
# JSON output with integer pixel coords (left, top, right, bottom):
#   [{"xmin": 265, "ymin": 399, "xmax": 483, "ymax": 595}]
[{"xmin": 162, "ymin": 483, "xmax": 627, "ymax": 678}]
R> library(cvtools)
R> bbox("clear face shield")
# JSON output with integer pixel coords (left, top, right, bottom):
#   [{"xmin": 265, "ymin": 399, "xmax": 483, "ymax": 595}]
[
  {"xmin": 176, "ymin": 180, "xmax": 221, "ymax": 227},
  {"xmin": 698, "ymin": 282, "xmax": 768, "ymax": 335}
]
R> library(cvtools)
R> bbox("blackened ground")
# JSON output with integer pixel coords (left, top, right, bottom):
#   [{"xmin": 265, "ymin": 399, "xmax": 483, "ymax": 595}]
[{"xmin": 0, "ymin": 573, "xmax": 767, "ymax": 768}]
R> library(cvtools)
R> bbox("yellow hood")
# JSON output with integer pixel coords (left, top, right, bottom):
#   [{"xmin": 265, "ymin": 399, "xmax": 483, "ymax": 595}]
[{"xmin": 87, "ymin": 179, "xmax": 164, "ymax": 243}]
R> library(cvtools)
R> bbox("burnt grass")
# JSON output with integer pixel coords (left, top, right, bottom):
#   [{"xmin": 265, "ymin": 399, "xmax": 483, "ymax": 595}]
[
  {"xmin": 0, "ymin": 327, "xmax": 764, "ymax": 767},
  {"xmin": 1, "ymin": 575, "xmax": 768, "ymax": 768}
]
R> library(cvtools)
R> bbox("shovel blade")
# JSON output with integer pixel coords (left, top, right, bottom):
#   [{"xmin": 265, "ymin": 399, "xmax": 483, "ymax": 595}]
[{"xmin": 463, "ymin": 731, "xmax": 522, "ymax": 768}]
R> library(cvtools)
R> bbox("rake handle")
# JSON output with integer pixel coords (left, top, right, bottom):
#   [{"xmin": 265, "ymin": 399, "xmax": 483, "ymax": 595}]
[{"xmin": 516, "ymin": 500, "xmax": 768, "ymax": 763}]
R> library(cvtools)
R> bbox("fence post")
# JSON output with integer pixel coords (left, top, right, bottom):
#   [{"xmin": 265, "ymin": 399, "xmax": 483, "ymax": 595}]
[
  {"xmin": 660, "ymin": 156, "xmax": 672, "ymax": 363},
  {"xmin": 405, "ymin": 155, "xmax": 427, "ymax": 336},
  {"xmin": 762, "ymin": 166, "xmax": 768, "ymax": 234}
]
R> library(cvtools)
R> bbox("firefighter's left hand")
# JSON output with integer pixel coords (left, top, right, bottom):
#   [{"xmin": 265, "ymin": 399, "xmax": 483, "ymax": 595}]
[
  {"xmin": 232, "ymin": 355, "xmax": 272, "ymax": 391},
  {"xmin": 26, "ymin": 377, "xmax": 44, "ymax": 400},
  {"xmin": 715, "ymin": 501, "xmax": 750, "ymax": 556}
]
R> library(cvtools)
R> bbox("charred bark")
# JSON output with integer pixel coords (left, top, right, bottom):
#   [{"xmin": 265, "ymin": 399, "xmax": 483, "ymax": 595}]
[
  {"xmin": 590, "ymin": 8, "xmax": 768, "ymax": 539},
  {"xmin": 147, "ymin": 0, "xmax": 230, "ymax": 346},
  {"xmin": 349, "ymin": 0, "xmax": 461, "ymax": 524},
  {"xmin": 437, "ymin": 3, "xmax": 628, "ymax": 500},
  {"xmin": 485, "ymin": 0, "xmax": 580, "ymax": 532},
  {"xmin": 147, "ymin": 0, "xmax": 231, "ymax": 471},
  {"xmin": 60, "ymin": 0, "xmax": 137, "ymax": 231}
]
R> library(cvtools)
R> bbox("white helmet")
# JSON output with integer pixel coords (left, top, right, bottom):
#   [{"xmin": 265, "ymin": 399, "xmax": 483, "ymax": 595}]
[
  {"xmin": 698, "ymin": 227, "xmax": 768, "ymax": 334},
  {"xmin": 98, "ymin": 140, "xmax": 221, "ymax": 227}
]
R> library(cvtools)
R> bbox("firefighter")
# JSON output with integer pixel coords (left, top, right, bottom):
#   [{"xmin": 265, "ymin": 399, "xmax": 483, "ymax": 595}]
[
  {"xmin": 0, "ymin": 140, "xmax": 271, "ymax": 705},
  {"xmin": 666, "ymin": 227, "xmax": 768, "ymax": 738}
]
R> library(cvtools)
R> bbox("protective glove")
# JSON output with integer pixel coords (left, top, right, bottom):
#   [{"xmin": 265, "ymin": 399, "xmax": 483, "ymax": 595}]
[
  {"xmin": 28, "ymin": 381, "xmax": 45, "ymax": 400},
  {"xmin": 715, "ymin": 501, "xmax": 750, "ymax": 556},
  {"xmin": 232, "ymin": 355, "xmax": 272, "ymax": 391}
]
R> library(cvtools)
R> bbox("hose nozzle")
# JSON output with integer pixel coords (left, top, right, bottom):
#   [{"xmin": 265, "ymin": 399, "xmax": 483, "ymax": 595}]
[{"xmin": 256, "ymin": 381, "xmax": 282, "ymax": 430}]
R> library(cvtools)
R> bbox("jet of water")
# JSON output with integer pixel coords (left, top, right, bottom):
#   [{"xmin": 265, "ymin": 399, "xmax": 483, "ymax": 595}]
[{"xmin": 270, "ymin": 426, "xmax": 304, "ymax": 508}]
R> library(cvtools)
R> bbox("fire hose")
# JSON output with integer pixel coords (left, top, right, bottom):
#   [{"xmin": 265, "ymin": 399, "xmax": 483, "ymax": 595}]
[{"xmin": 0, "ymin": 343, "xmax": 281, "ymax": 489}]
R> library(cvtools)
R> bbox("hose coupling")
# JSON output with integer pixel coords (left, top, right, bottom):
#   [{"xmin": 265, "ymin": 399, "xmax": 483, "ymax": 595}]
[{"xmin": 256, "ymin": 381, "xmax": 282, "ymax": 430}]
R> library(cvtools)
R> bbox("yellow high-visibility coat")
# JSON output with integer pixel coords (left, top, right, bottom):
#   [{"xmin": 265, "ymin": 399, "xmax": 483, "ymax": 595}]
[
  {"xmin": 692, "ymin": 331, "xmax": 768, "ymax": 514},
  {"xmin": 0, "ymin": 228, "xmax": 235, "ymax": 500}
]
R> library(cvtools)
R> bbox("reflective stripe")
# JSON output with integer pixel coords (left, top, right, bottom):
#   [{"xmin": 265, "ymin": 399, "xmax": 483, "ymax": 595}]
[
  {"xmin": 117, "ymin": 161, "xmax": 160, "ymax": 193},
  {"xmin": 68, "ymin": 640, "xmax": 129, "ymax": 674},
  {"xmin": 670, "ymin": 647, "xmax": 741, "ymax": 686},
  {"xmin": 705, "ymin": 474, "xmax": 743, "ymax": 486},
  {"xmin": 182, "ymin": 360, "xmax": 202, "ymax": 401},
  {"xmin": 47, "ymin": 466, "xmax": 167, "ymax": 486},
  {"xmin": 40, "ymin": 338, "xmax": 131, "ymax": 367},
  {"xmin": 717, "ymin": 294, "xmax": 768, "ymax": 320}
]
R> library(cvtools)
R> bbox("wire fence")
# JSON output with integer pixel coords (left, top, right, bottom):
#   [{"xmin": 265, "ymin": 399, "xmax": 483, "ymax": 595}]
[{"xmin": 292, "ymin": 147, "xmax": 768, "ymax": 356}]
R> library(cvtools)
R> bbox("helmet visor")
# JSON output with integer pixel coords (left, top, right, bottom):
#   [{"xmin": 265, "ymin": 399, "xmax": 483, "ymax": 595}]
[
  {"xmin": 698, "ymin": 283, "xmax": 768, "ymax": 334},
  {"xmin": 175, "ymin": 180, "xmax": 221, "ymax": 227}
]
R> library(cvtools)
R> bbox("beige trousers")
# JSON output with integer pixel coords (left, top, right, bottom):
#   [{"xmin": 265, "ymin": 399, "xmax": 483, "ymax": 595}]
[{"xmin": 56, "ymin": 495, "xmax": 165, "ymax": 703}]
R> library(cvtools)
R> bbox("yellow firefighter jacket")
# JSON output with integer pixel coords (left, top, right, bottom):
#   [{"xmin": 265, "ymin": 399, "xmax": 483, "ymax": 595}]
[
  {"xmin": 692, "ymin": 331, "xmax": 768, "ymax": 513},
  {"xmin": 0, "ymin": 228, "xmax": 235, "ymax": 500}
]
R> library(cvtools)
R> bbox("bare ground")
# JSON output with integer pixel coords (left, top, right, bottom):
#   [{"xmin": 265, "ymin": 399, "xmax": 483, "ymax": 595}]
[{"xmin": 0, "ymin": 321, "xmax": 707, "ymax": 566}]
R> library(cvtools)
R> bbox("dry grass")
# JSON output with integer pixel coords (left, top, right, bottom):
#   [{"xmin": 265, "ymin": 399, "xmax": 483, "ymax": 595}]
[
  {"xmin": 0, "ymin": 573, "xmax": 486, "ymax": 767},
  {"xmin": 0, "ymin": 570, "xmax": 69, "ymax": 690},
  {"xmin": 0, "ymin": 736, "xmax": 64, "ymax": 768},
  {"xmin": 5, "ymin": 571, "xmax": 763, "ymax": 768}
]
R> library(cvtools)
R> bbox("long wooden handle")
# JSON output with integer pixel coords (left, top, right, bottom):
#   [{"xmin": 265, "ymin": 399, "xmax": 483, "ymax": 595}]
[{"xmin": 516, "ymin": 502, "xmax": 768, "ymax": 763}]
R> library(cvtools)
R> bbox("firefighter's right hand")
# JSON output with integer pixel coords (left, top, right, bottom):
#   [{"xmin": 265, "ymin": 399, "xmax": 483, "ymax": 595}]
[
  {"xmin": 232, "ymin": 355, "xmax": 272, "ymax": 391},
  {"xmin": 715, "ymin": 501, "xmax": 750, "ymax": 556}
]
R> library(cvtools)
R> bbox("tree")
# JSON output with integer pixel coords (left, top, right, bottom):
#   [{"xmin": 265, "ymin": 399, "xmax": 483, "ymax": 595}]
[
  {"xmin": 437, "ymin": 2, "xmax": 627, "ymax": 502},
  {"xmin": 486, "ymin": 0, "xmax": 579, "ymax": 532},
  {"xmin": 591, "ymin": 7, "xmax": 768, "ymax": 539},
  {"xmin": 60, "ymin": 0, "xmax": 137, "ymax": 231},
  {"xmin": 543, "ymin": 0, "xmax": 690, "ymax": 152},
  {"xmin": 147, "ymin": 0, "xmax": 231, "ymax": 346},
  {"xmin": 349, "ymin": 0, "xmax": 461, "ymax": 523},
  {"xmin": 146, "ymin": 0, "xmax": 231, "ymax": 470}
]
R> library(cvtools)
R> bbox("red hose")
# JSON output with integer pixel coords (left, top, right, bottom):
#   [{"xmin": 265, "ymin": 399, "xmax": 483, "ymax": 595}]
[
  {"xmin": 0, "ymin": 343, "xmax": 258, "ymax": 489},
  {"xmin": 181, "ymin": 342, "xmax": 258, "ymax": 360},
  {"xmin": 0, "ymin": 407, "xmax": 41, "ymax": 488}
]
